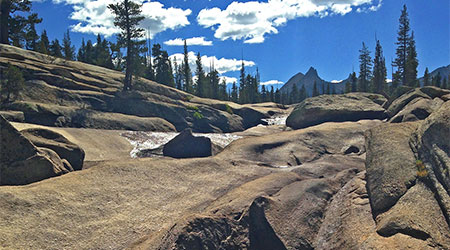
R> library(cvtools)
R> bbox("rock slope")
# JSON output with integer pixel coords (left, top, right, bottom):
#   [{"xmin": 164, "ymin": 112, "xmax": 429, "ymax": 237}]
[{"xmin": 0, "ymin": 44, "xmax": 281, "ymax": 133}]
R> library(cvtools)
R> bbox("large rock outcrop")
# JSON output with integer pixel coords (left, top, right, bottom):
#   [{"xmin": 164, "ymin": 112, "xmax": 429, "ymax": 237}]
[
  {"xmin": 0, "ymin": 116, "xmax": 72, "ymax": 185},
  {"xmin": 0, "ymin": 44, "xmax": 275, "ymax": 132},
  {"xmin": 286, "ymin": 93, "xmax": 386, "ymax": 129},
  {"xmin": 21, "ymin": 128, "xmax": 85, "ymax": 171}
]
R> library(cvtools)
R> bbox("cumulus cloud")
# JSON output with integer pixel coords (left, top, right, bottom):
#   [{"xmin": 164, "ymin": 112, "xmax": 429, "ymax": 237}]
[
  {"xmin": 52, "ymin": 0, "xmax": 191, "ymax": 37},
  {"xmin": 331, "ymin": 79, "xmax": 343, "ymax": 83},
  {"xmin": 260, "ymin": 80, "xmax": 284, "ymax": 86},
  {"xmin": 169, "ymin": 51, "xmax": 255, "ymax": 75},
  {"xmin": 164, "ymin": 37, "xmax": 213, "ymax": 46},
  {"xmin": 197, "ymin": 0, "xmax": 382, "ymax": 43}
]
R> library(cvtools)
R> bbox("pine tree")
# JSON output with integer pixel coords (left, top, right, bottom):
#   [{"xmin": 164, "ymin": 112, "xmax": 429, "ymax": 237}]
[
  {"xmin": 49, "ymin": 39, "xmax": 62, "ymax": 57},
  {"xmin": 62, "ymin": 29, "xmax": 75, "ymax": 60},
  {"xmin": 37, "ymin": 30, "xmax": 49, "ymax": 54},
  {"xmin": 405, "ymin": 31, "xmax": 418, "ymax": 87},
  {"xmin": 372, "ymin": 40, "xmax": 387, "ymax": 94},
  {"xmin": 358, "ymin": 42, "xmax": 372, "ymax": 92},
  {"xmin": 326, "ymin": 82, "xmax": 330, "ymax": 95},
  {"xmin": 290, "ymin": 84, "xmax": 299, "ymax": 104},
  {"xmin": 0, "ymin": 63, "xmax": 24, "ymax": 102},
  {"xmin": 423, "ymin": 68, "xmax": 430, "ymax": 86},
  {"xmin": 299, "ymin": 84, "xmax": 307, "ymax": 102},
  {"xmin": 77, "ymin": 38, "xmax": 86, "ymax": 62},
  {"xmin": 152, "ymin": 43, "xmax": 174, "ymax": 87},
  {"xmin": 239, "ymin": 61, "xmax": 247, "ymax": 103},
  {"xmin": 24, "ymin": 13, "xmax": 41, "ymax": 51},
  {"xmin": 85, "ymin": 40, "xmax": 94, "ymax": 64},
  {"xmin": 312, "ymin": 81, "xmax": 319, "ymax": 97},
  {"xmin": 208, "ymin": 68, "xmax": 220, "ymax": 99},
  {"xmin": 231, "ymin": 82, "xmax": 238, "ymax": 103},
  {"xmin": 351, "ymin": 72, "xmax": 357, "ymax": 92},
  {"xmin": 432, "ymin": 73, "xmax": 442, "ymax": 88},
  {"xmin": 274, "ymin": 89, "xmax": 281, "ymax": 103},
  {"xmin": 173, "ymin": 59, "xmax": 182, "ymax": 90},
  {"xmin": 195, "ymin": 52, "xmax": 206, "ymax": 97},
  {"xmin": 218, "ymin": 78, "xmax": 228, "ymax": 101},
  {"xmin": 1, "ymin": 0, "xmax": 40, "ymax": 45},
  {"xmin": 345, "ymin": 81, "xmax": 351, "ymax": 93},
  {"xmin": 442, "ymin": 77, "xmax": 448, "ymax": 89},
  {"xmin": 393, "ymin": 5, "xmax": 411, "ymax": 86},
  {"xmin": 108, "ymin": 0, "xmax": 145, "ymax": 91},
  {"xmin": 270, "ymin": 86, "xmax": 275, "ymax": 102},
  {"xmin": 261, "ymin": 85, "xmax": 267, "ymax": 102},
  {"xmin": 182, "ymin": 40, "xmax": 193, "ymax": 93}
]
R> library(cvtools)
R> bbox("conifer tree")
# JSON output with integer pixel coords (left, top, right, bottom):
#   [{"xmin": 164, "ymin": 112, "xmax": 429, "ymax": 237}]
[
  {"xmin": 0, "ymin": 64, "xmax": 24, "ymax": 102},
  {"xmin": 231, "ymin": 82, "xmax": 238, "ymax": 102},
  {"xmin": 173, "ymin": 59, "xmax": 182, "ymax": 90},
  {"xmin": 182, "ymin": 40, "xmax": 193, "ymax": 93},
  {"xmin": 274, "ymin": 89, "xmax": 281, "ymax": 103},
  {"xmin": 195, "ymin": 52, "xmax": 206, "ymax": 97},
  {"xmin": 85, "ymin": 40, "xmax": 94, "ymax": 64},
  {"xmin": 62, "ymin": 29, "xmax": 75, "ymax": 60},
  {"xmin": 108, "ymin": 0, "xmax": 145, "ymax": 91},
  {"xmin": 77, "ymin": 38, "xmax": 86, "ymax": 62},
  {"xmin": 49, "ymin": 39, "xmax": 62, "ymax": 57},
  {"xmin": 432, "ymin": 73, "xmax": 442, "ymax": 88},
  {"xmin": 218, "ymin": 78, "xmax": 228, "ymax": 101},
  {"xmin": 270, "ymin": 86, "xmax": 275, "ymax": 102},
  {"xmin": 358, "ymin": 42, "xmax": 372, "ymax": 92},
  {"xmin": 24, "ymin": 13, "xmax": 41, "ymax": 51},
  {"xmin": 442, "ymin": 77, "xmax": 448, "ymax": 89},
  {"xmin": 393, "ymin": 5, "xmax": 417, "ymax": 87},
  {"xmin": 326, "ymin": 82, "xmax": 330, "ymax": 95},
  {"xmin": 261, "ymin": 85, "xmax": 267, "ymax": 102},
  {"xmin": 372, "ymin": 40, "xmax": 387, "ymax": 94},
  {"xmin": 290, "ymin": 84, "xmax": 299, "ymax": 104},
  {"xmin": 239, "ymin": 61, "xmax": 247, "ymax": 103},
  {"xmin": 405, "ymin": 31, "xmax": 418, "ymax": 87},
  {"xmin": 299, "ymin": 84, "xmax": 307, "ymax": 102},
  {"xmin": 423, "ymin": 68, "xmax": 430, "ymax": 86},
  {"xmin": 208, "ymin": 68, "xmax": 220, "ymax": 99},
  {"xmin": 152, "ymin": 43, "xmax": 174, "ymax": 87},
  {"xmin": 1, "ymin": 0, "xmax": 40, "ymax": 45},
  {"xmin": 37, "ymin": 30, "xmax": 49, "ymax": 54},
  {"xmin": 312, "ymin": 81, "xmax": 319, "ymax": 97},
  {"xmin": 351, "ymin": 72, "xmax": 357, "ymax": 92},
  {"xmin": 109, "ymin": 41, "xmax": 124, "ymax": 71},
  {"xmin": 345, "ymin": 81, "xmax": 351, "ymax": 93}
]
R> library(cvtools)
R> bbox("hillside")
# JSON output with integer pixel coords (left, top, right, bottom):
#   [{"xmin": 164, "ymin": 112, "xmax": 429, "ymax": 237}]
[
  {"xmin": 280, "ymin": 67, "xmax": 346, "ymax": 96},
  {"xmin": 0, "ymin": 44, "xmax": 283, "ymax": 133},
  {"xmin": 419, "ymin": 64, "xmax": 450, "ymax": 85}
]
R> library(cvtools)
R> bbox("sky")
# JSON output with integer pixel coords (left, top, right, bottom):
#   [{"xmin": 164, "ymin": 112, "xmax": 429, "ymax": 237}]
[{"xmin": 30, "ymin": 0, "xmax": 449, "ymax": 88}]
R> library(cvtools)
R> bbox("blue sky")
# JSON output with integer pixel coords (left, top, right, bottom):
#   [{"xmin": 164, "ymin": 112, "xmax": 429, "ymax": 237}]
[{"xmin": 31, "ymin": 0, "xmax": 449, "ymax": 87}]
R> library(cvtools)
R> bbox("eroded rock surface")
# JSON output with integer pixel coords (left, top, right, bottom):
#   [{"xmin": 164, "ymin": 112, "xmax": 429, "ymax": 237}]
[{"xmin": 286, "ymin": 93, "xmax": 386, "ymax": 129}]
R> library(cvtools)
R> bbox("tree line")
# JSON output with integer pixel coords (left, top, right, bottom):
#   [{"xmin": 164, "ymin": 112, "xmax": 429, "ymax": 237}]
[{"xmin": 285, "ymin": 4, "xmax": 449, "ymax": 105}]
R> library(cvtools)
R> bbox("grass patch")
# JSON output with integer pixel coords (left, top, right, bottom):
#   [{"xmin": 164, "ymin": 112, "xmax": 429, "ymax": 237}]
[
  {"xmin": 193, "ymin": 111, "xmax": 204, "ymax": 120},
  {"xmin": 186, "ymin": 105, "xmax": 199, "ymax": 111},
  {"xmin": 225, "ymin": 104, "xmax": 233, "ymax": 114},
  {"xmin": 416, "ymin": 160, "xmax": 428, "ymax": 178}
]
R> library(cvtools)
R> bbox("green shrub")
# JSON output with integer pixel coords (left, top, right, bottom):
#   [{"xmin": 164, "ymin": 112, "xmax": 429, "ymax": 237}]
[
  {"xmin": 186, "ymin": 105, "xmax": 199, "ymax": 111},
  {"xmin": 416, "ymin": 160, "xmax": 428, "ymax": 178},
  {"xmin": 193, "ymin": 111, "xmax": 204, "ymax": 120},
  {"xmin": 0, "ymin": 64, "xmax": 25, "ymax": 103},
  {"xmin": 225, "ymin": 104, "xmax": 233, "ymax": 114}
]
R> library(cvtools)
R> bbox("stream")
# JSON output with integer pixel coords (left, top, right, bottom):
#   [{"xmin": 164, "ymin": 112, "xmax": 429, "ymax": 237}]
[{"xmin": 121, "ymin": 114, "xmax": 288, "ymax": 158}]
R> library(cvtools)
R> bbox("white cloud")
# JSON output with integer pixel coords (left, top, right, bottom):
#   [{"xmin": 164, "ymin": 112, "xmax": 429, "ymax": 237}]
[
  {"xmin": 260, "ymin": 80, "xmax": 283, "ymax": 86},
  {"xmin": 331, "ymin": 79, "xmax": 343, "ymax": 83},
  {"xmin": 52, "ymin": 0, "xmax": 191, "ymax": 38},
  {"xmin": 169, "ymin": 51, "xmax": 255, "ymax": 75},
  {"xmin": 164, "ymin": 37, "xmax": 213, "ymax": 46},
  {"xmin": 197, "ymin": 0, "xmax": 382, "ymax": 43},
  {"xmin": 221, "ymin": 76, "xmax": 238, "ymax": 84}
]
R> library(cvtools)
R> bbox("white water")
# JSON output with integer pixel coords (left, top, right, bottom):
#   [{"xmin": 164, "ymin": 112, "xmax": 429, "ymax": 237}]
[
  {"xmin": 121, "ymin": 131, "xmax": 243, "ymax": 158},
  {"xmin": 262, "ymin": 115, "xmax": 287, "ymax": 126}
]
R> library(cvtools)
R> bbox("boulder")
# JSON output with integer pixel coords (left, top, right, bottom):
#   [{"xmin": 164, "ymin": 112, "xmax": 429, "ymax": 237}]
[
  {"xmin": 364, "ymin": 122, "xmax": 419, "ymax": 216},
  {"xmin": 21, "ymin": 128, "xmax": 85, "ymax": 171},
  {"xmin": 0, "ymin": 116, "xmax": 71, "ymax": 185},
  {"xmin": 286, "ymin": 93, "xmax": 386, "ymax": 129},
  {"xmin": 162, "ymin": 128, "xmax": 213, "ymax": 158},
  {"xmin": 389, "ymin": 97, "xmax": 444, "ymax": 123},
  {"xmin": 0, "ymin": 111, "xmax": 24, "ymax": 122},
  {"xmin": 415, "ymin": 101, "xmax": 450, "ymax": 192}
]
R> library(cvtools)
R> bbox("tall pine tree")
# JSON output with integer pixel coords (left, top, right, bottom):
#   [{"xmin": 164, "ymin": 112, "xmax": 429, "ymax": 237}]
[
  {"xmin": 182, "ymin": 40, "xmax": 193, "ymax": 93},
  {"xmin": 62, "ymin": 29, "xmax": 75, "ymax": 60},
  {"xmin": 372, "ymin": 40, "xmax": 387, "ymax": 94},
  {"xmin": 108, "ymin": 0, "xmax": 145, "ymax": 91},
  {"xmin": 358, "ymin": 42, "xmax": 372, "ymax": 92},
  {"xmin": 423, "ymin": 68, "xmax": 430, "ymax": 86},
  {"xmin": 405, "ymin": 31, "xmax": 418, "ymax": 86}
]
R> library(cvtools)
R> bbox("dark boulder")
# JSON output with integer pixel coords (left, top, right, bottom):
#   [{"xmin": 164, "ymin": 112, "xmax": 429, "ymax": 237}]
[{"xmin": 163, "ymin": 129, "xmax": 213, "ymax": 158}]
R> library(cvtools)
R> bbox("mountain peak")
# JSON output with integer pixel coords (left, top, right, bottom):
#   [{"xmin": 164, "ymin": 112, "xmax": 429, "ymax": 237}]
[{"xmin": 305, "ymin": 67, "xmax": 318, "ymax": 76}]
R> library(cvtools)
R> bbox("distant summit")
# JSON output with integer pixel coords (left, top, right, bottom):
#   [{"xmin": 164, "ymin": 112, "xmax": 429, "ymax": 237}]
[{"xmin": 280, "ymin": 67, "xmax": 346, "ymax": 96}]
